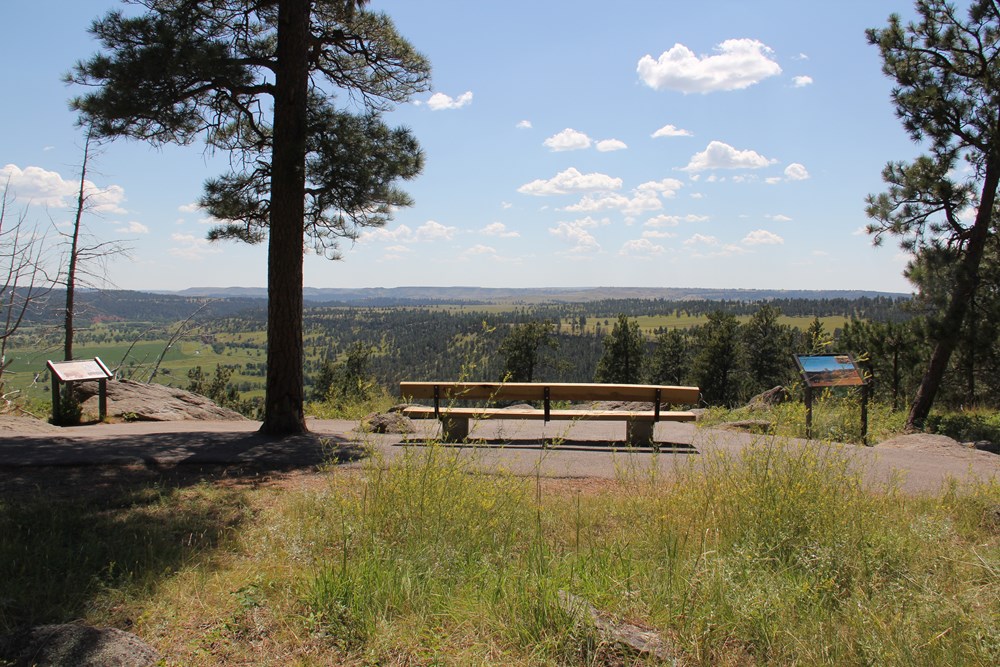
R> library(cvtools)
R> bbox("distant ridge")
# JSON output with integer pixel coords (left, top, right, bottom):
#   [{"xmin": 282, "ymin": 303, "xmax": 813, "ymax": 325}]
[{"xmin": 164, "ymin": 285, "xmax": 909, "ymax": 303}]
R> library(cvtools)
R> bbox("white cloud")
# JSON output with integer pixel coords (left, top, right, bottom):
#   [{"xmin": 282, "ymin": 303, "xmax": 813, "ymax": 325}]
[
  {"xmin": 784, "ymin": 163, "xmax": 810, "ymax": 180},
  {"xmin": 645, "ymin": 213, "xmax": 708, "ymax": 228},
  {"xmin": 792, "ymin": 75, "xmax": 813, "ymax": 87},
  {"xmin": 543, "ymin": 128, "xmax": 592, "ymax": 152},
  {"xmin": 636, "ymin": 178, "xmax": 684, "ymax": 197},
  {"xmin": 689, "ymin": 192, "xmax": 704, "ymax": 200},
  {"xmin": 596, "ymin": 139, "xmax": 628, "ymax": 152},
  {"xmin": 116, "ymin": 221, "xmax": 149, "ymax": 234},
  {"xmin": 518, "ymin": 167, "xmax": 622, "ymax": 196},
  {"xmin": 481, "ymin": 222, "xmax": 520, "ymax": 238},
  {"xmin": 563, "ymin": 191, "xmax": 662, "ymax": 217},
  {"xmin": 742, "ymin": 229, "xmax": 784, "ymax": 245},
  {"xmin": 424, "ymin": 90, "xmax": 473, "ymax": 110},
  {"xmin": 501, "ymin": 201, "xmax": 513, "ymax": 209},
  {"xmin": 549, "ymin": 221, "xmax": 601, "ymax": 254},
  {"xmin": 385, "ymin": 244, "xmax": 411, "ymax": 254},
  {"xmin": 0, "ymin": 163, "xmax": 126, "ymax": 214},
  {"xmin": 684, "ymin": 233, "xmax": 718, "ymax": 246},
  {"xmin": 567, "ymin": 216, "xmax": 611, "ymax": 229},
  {"xmin": 766, "ymin": 214, "xmax": 793, "ymax": 222},
  {"xmin": 415, "ymin": 220, "xmax": 457, "ymax": 241},
  {"xmin": 620, "ymin": 238, "xmax": 664, "ymax": 257},
  {"xmin": 652, "ymin": 124, "xmax": 693, "ymax": 138},
  {"xmin": 359, "ymin": 224, "xmax": 413, "ymax": 244},
  {"xmin": 681, "ymin": 141, "xmax": 776, "ymax": 172},
  {"xmin": 642, "ymin": 230, "xmax": 676, "ymax": 239},
  {"xmin": 516, "ymin": 120, "xmax": 532, "ymax": 129},
  {"xmin": 637, "ymin": 38, "xmax": 782, "ymax": 93},
  {"xmin": 463, "ymin": 244, "xmax": 497, "ymax": 257},
  {"xmin": 168, "ymin": 232, "xmax": 222, "ymax": 260},
  {"xmin": 178, "ymin": 202, "xmax": 201, "ymax": 213}
]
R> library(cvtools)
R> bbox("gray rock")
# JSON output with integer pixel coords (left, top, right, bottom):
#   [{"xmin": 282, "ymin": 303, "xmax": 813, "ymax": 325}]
[
  {"xmin": 0, "ymin": 624, "xmax": 161, "ymax": 667},
  {"xmin": 74, "ymin": 379, "xmax": 248, "ymax": 422},
  {"xmin": 746, "ymin": 386, "xmax": 789, "ymax": 410},
  {"xmin": 359, "ymin": 411, "xmax": 415, "ymax": 434}
]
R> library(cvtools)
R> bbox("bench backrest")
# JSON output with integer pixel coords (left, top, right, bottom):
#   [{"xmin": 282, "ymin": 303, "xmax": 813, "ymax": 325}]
[{"xmin": 399, "ymin": 381, "xmax": 699, "ymax": 405}]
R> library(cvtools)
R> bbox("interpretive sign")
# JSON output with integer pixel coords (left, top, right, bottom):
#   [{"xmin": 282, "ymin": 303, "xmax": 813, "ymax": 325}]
[
  {"xmin": 795, "ymin": 354, "xmax": 866, "ymax": 387},
  {"xmin": 794, "ymin": 354, "xmax": 869, "ymax": 444},
  {"xmin": 47, "ymin": 357, "xmax": 113, "ymax": 422}
]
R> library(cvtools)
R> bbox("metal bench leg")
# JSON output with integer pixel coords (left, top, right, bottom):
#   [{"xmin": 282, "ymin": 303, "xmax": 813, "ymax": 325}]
[
  {"xmin": 439, "ymin": 415, "xmax": 470, "ymax": 442},
  {"xmin": 627, "ymin": 419, "xmax": 655, "ymax": 447}
]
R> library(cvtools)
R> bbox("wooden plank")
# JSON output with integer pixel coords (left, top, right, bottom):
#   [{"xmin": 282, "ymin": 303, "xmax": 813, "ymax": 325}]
[
  {"xmin": 399, "ymin": 381, "xmax": 699, "ymax": 404},
  {"xmin": 401, "ymin": 406, "xmax": 697, "ymax": 422}
]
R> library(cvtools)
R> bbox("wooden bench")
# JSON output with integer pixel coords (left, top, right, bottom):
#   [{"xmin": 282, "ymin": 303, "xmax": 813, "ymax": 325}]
[{"xmin": 399, "ymin": 381, "xmax": 699, "ymax": 446}]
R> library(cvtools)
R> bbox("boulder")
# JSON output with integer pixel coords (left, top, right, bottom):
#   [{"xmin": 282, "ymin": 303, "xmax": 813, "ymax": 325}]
[
  {"xmin": 0, "ymin": 624, "xmax": 161, "ymax": 667},
  {"xmin": 359, "ymin": 411, "xmax": 414, "ymax": 434},
  {"xmin": 74, "ymin": 379, "xmax": 248, "ymax": 422},
  {"xmin": 746, "ymin": 386, "xmax": 789, "ymax": 410}
]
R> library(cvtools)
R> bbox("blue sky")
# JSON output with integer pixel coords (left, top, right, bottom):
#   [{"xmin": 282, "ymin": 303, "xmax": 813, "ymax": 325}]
[{"xmin": 0, "ymin": 0, "xmax": 927, "ymax": 293}]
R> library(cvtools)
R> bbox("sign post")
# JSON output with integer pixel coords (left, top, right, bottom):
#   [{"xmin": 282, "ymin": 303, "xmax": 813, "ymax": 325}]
[
  {"xmin": 46, "ymin": 357, "xmax": 114, "ymax": 422},
  {"xmin": 794, "ymin": 354, "xmax": 868, "ymax": 444}
]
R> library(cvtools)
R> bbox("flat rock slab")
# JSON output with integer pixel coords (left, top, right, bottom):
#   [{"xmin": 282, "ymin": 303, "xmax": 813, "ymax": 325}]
[
  {"xmin": 75, "ymin": 379, "xmax": 248, "ymax": 422},
  {"xmin": 0, "ymin": 624, "xmax": 160, "ymax": 667}
]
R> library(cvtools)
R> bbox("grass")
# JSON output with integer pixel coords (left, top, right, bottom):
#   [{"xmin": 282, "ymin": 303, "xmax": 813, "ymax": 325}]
[{"xmin": 2, "ymin": 431, "xmax": 998, "ymax": 665}]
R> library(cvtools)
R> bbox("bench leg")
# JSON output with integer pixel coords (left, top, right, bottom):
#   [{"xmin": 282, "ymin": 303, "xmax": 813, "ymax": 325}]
[
  {"xmin": 627, "ymin": 419, "xmax": 655, "ymax": 447},
  {"xmin": 439, "ymin": 415, "xmax": 470, "ymax": 442}
]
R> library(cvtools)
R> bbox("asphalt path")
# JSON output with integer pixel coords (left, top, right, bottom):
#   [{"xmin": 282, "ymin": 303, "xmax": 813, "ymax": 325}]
[{"xmin": 2, "ymin": 417, "xmax": 998, "ymax": 494}]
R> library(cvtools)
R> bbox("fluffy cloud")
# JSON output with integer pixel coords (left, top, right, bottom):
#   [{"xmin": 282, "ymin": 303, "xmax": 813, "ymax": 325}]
[
  {"xmin": 518, "ymin": 167, "xmax": 622, "ymax": 196},
  {"xmin": 516, "ymin": 120, "xmax": 532, "ymax": 129},
  {"xmin": 766, "ymin": 214, "xmax": 793, "ymax": 222},
  {"xmin": 116, "ymin": 221, "xmax": 150, "ymax": 234},
  {"xmin": 543, "ymin": 128, "xmax": 592, "ymax": 152},
  {"xmin": 620, "ymin": 238, "xmax": 664, "ymax": 257},
  {"xmin": 684, "ymin": 233, "xmax": 718, "ymax": 246},
  {"xmin": 564, "ymin": 191, "xmax": 662, "ymax": 217},
  {"xmin": 481, "ymin": 222, "xmax": 520, "ymax": 238},
  {"xmin": 652, "ymin": 124, "xmax": 692, "ymax": 138},
  {"xmin": 681, "ymin": 141, "xmax": 776, "ymax": 172},
  {"xmin": 596, "ymin": 139, "xmax": 628, "ymax": 152},
  {"xmin": 636, "ymin": 178, "xmax": 684, "ymax": 197},
  {"xmin": 792, "ymin": 75, "xmax": 813, "ymax": 87},
  {"xmin": 637, "ymin": 38, "xmax": 782, "ymax": 93},
  {"xmin": 645, "ymin": 213, "xmax": 708, "ymax": 228},
  {"xmin": 549, "ymin": 221, "xmax": 601, "ymax": 254},
  {"xmin": 642, "ymin": 230, "xmax": 676, "ymax": 239},
  {"xmin": 742, "ymin": 229, "xmax": 784, "ymax": 245},
  {"xmin": 168, "ymin": 232, "xmax": 222, "ymax": 260},
  {"xmin": 359, "ymin": 224, "xmax": 412, "ymax": 244},
  {"xmin": 784, "ymin": 163, "xmax": 810, "ymax": 180},
  {"xmin": 178, "ymin": 202, "xmax": 201, "ymax": 213},
  {"xmin": 415, "ymin": 220, "xmax": 458, "ymax": 241},
  {"xmin": 424, "ymin": 91, "xmax": 473, "ymax": 110},
  {"xmin": 463, "ymin": 244, "xmax": 497, "ymax": 257},
  {"xmin": 0, "ymin": 163, "xmax": 126, "ymax": 214}
]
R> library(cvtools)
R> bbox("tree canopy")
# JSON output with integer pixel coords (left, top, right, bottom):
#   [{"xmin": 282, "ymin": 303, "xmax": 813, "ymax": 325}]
[
  {"xmin": 866, "ymin": 0, "xmax": 1000, "ymax": 428},
  {"xmin": 68, "ymin": 0, "xmax": 430, "ymax": 433}
]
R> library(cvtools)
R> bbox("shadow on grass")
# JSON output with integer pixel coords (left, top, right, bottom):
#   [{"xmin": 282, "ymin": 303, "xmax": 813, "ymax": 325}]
[{"xmin": 0, "ymin": 431, "xmax": 366, "ymax": 634}]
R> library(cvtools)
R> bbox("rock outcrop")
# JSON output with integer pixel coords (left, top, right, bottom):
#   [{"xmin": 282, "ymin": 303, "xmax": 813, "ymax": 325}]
[
  {"xmin": 75, "ymin": 379, "xmax": 248, "ymax": 422},
  {"xmin": 0, "ymin": 624, "xmax": 161, "ymax": 667}
]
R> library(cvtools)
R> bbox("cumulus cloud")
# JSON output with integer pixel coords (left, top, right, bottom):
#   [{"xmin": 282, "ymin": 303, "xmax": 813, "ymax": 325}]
[
  {"xmin": 564, "ymin": 191, "xmax": 662, "ymax": 218},
  {"xmin": 636, "ymin": 178, "xmax": 684, "ymax": 197},
  {"xmin": 516, "ymin": 120, "xmax": 532, "ymax": 129},
  {"xmin": 543, "ymin": 128, "xmax": 592, "ymax": 152},
  {"xmin": 481, "ymin": 222, "xmax": 520, "ymax": 238},
  {"xmin": 415, "ymin": 220, "xmax": 458, "ymax": 241},
  {"xmin": 652, "ymin": 124, "xmax": 693, "ymax": 138},
  {"xmin": 359, "ymin": 224, "xmax": 412, "ymax": 244},
  {"xmin": 637, "ymin": 38, "xmax": 782, "ymax": 93},
  {"xmin": 549, "ymin": 221, "xmax": 601, "ymax": 254},
  {"xmin": 423, "ymin": 90, "xmax": 473, "ymax": 110},
  {"xmin": 620, "ymin": 238, "xmax": 664, "ymax": 257},
  {"xmin": 0, "ymin": 163, "xmax": 126, "ymax": 214},
  {"xmin": 684, "ymin": 233, "xmax": 718, "ymax": 246},
  {"xmin": 766, "ymin": 214, "xmax": 793, "ymax": 222},
  {"xmin": 645, "ymin": 213, "xmax": 708, "ymax": 228},
  {"xmin": 681, "ymin": 141, "xmax": 776, "ymax": 172},
  {"xmin": 518, "ymin": 167, "xmax": 622, "ymax": 196},
  {"xmin": 784, "ymin": 163, "xmax": 810, "ymax": 180},
  {"xmin": 742, "ymin": 229, "xmax": 784, "ymax": 245},
  {"xmin": 596, "ymin": 139, "xmax": 628, "ymax": 152},
  {"xmin": 169, "ymin": 232, "xmax": 222, "ymax": 260},
  {"xmin": 463, "ymin": 244, "xmax": 497, "ymax": 257},
  {"xmin": 792, "ymin": 75, "xmax": 813, "ymax": 87},
  {"xmin": 116, "ymin": 221, "xmax": 149, "ymax": 234},
  {"xmin": 178, "ymin": 202, "xmax": 201, "ymax": 213},
  {"xmin": 642, "ymin": 230, "xmax": 676, "ymax": 239}
]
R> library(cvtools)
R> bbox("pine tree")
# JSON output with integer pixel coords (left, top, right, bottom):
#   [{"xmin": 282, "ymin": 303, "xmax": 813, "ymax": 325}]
[{"xmin": 594, "ymin": 314, "xmax": 645, "ymax": 384}]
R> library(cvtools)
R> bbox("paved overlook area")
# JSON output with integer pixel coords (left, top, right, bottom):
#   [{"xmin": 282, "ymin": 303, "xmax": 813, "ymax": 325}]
[{"xmin": 1, "ymin": 416, "xmax": 998, "ymax": 495}]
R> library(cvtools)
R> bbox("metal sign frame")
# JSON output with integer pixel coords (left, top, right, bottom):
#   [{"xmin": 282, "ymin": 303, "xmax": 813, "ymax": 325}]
[
  {"xmin": 794, "ymin": 354, "xmax": 869, "ymax": 444},
  {"xmin": 47, "ymin": 357, "xmax": 113, "ymax": 422}
]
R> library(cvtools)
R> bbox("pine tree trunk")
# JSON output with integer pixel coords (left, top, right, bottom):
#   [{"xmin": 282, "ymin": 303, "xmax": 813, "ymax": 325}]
[
  {"xmin": 260, "ymin": 0, "xmax": 310, "ymax": 435},
  {"xmin": 65, "ymin": 131, "xmax": 91, "ymax": 361},
  {"xmin": 907, "ymin": 164, "xmax": 1000, "ymax": 429}
]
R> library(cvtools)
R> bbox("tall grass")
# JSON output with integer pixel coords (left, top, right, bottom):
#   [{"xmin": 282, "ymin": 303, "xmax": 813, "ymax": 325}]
[{"xmin": 9, "ymin": 436, "xmax": 998, "ymax": 665}]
